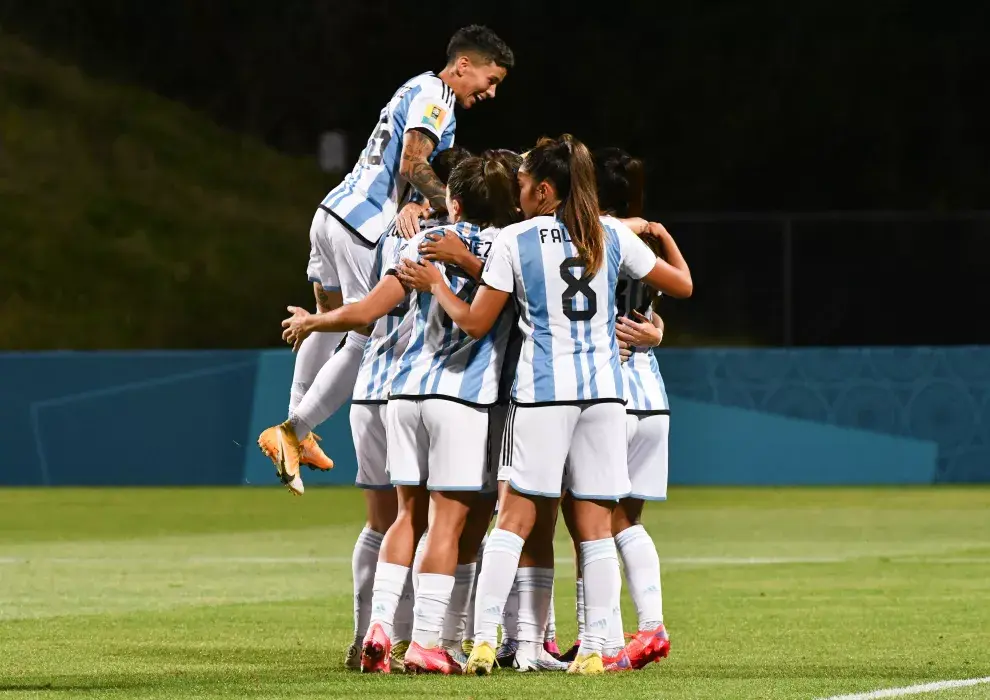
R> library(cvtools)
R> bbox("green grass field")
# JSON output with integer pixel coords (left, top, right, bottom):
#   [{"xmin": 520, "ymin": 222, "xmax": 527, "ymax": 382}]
[{"xmin": 2, "ymin": 487, "xmax": 989, "ymax": 699}]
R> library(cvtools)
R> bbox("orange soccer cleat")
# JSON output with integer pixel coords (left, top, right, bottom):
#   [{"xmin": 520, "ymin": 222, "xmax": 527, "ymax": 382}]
[{"xmin": 257, "ymin": 421, "xmax": 304, "ymax": 495}]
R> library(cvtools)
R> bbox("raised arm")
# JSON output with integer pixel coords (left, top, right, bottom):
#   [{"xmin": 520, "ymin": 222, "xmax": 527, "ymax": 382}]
[
  {"xmin": 399, "ymin": 130, "xmax": 447, "ymax": 211},
  {"xmin": 640, "ymin": 225, "xmax": 692, "ymax": 298}
]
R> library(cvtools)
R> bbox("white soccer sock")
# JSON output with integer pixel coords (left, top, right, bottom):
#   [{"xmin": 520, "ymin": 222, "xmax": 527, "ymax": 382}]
[
  {"xmin": 545, "ymin": 583, "xmax": 557, "ymax": 643},
  {"xmin": 606, "ymin": 597, "xmax": 625, "ymax": 656},
  {"xmin": 463, "ymin": 536, "xmax": 485, "ymax": 641},
  {"xmin": 351, "ymin": 527, "xmax": 383, "ymax": 642},
  {"xmin": 290, "ymin": 332, "xmax": 367, "ymax": 437},
  {"xmin": 501, "ymin": 576, "xmax": 520, "ymax": 642},
  {"xmin": 516, "ymin": 567, "xmax": 554, "ymax": 647},
  {"xmin": 367, "ymin": 561, "xmax": 408, "ymax": 641},
  {"xmin": 440, "ymin": 562, "xmax": 476, "ymax": 648},
  {"xmin": 393, "ymin": 572, "xmax": 414, "ymax": 642},
  {"xmin": 576, "ymin": 578, "xmax": 586, "ymax": 640},
  {"xmin": 473, "ymin": 529, "xmax": 524, "ymax": 647},
  {"xmin": 411, "ymin": 573, "xmax": 456, "ymax": 648},
  {"xmin": 411, "ymin": 531, "xmax": 427, "ymax": 595},
  {"xmin": 288, "ymin": 329, "xmax": 343, "ymax": 416},
  {"xmin": 579, "ymin": 539, "xmax": 621, "ymax": 655},
  {"xmin": 615, "ymin": 524, "xmax": 664, "ymax": 629}
]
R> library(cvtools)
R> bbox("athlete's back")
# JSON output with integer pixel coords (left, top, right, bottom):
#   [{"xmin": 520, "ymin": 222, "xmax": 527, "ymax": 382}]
[
  {"xmin": 483, "ymin": 214, "xmax": 657, "ymax": 404},
  {"xmin": 322, "ymin": 73, "xmax": 456, "ymax": 245}
]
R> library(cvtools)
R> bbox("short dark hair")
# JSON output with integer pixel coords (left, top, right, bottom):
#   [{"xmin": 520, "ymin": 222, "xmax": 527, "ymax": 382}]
[
  {"xmin": 432, "ymin": 145, "xmax": 472, "ymax": 185},
  {"xmin": 593, "ymin": 147, "xmax": 645, "ymax": 219},
  {"xmin": 447, "ymin": 25, "xmax": 514, "ymax": 69}
]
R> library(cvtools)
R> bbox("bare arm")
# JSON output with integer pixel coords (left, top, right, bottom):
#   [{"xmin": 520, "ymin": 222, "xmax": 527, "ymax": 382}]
[
  {"xmin": 640, "ymin": 227, "xmax": 692, "ymax": 298},
  {"xmin": 395, "ymin": 259, "xmax": 509, "ymax": 338},
  {"xmin": 398, "ymin": 130, "xmax": 446, "ymax": 211},
  {"xmin": 281, "ymin": 276, "xmax": 406, "ymax": 350}
]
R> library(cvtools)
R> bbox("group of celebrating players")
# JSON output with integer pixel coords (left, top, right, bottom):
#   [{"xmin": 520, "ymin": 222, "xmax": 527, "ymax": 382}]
[{"xmin": 257, "ymin": 25, "xmax": 692, "ymax": 676}]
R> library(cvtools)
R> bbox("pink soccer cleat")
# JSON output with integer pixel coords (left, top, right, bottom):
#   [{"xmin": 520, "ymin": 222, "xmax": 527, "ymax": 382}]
[
  {"xmin": 623, "ymin": 623, "xmax": 671, "ymax": 670},
  {"xmin": 360, "ymin": 623, "xmax": 392, "ymax": 674},
  {"xmin": 402, "ymin": 642, "xmax": 464, "ymax": 675}
]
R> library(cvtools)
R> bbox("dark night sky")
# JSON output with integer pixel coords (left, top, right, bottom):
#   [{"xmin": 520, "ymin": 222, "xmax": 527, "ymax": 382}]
[{"xmin": 3, "ymin": 0, "xmax": 988, "ymax": 345}]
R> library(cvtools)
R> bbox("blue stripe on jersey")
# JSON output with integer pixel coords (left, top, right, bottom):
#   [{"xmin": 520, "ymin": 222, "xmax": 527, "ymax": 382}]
[
  {"xmin": 517, "ymin": 226, "xmax": 555, "ymax": 402},
  {"xmin": 344, "ymin": 86, "xmax": 422, "ymax": 230},
  {"xmin": 423, "ymin": 322, "xmax": 455, "ymax": 393},
  {"xmin": 459, "ymin": 313, "xmax": 501, "ymax": 402},
  {"xmin": 561, "ymin": 237, "xmax": 586, "ymax": 400},
  {"xmin": 390, "ymin": 291, "xmax": 432, "ymax": 394},
  {"xmin": 583, "ymin": 302, "xmax": 599, "ymax": 399},
  {"xmin": 653, "ymin": 353, "xmax": 670, "ymax": 408},
  {"xmin": 626, "ymin": 365, "xmax": 641, "ymax": 407},
  {"xmin": 604, "ymin": 225, "xmax": 624, "ymax": 397},
  {"xmin": 630, "ymin": 358, "xmax": 652, "ymax": 410}
]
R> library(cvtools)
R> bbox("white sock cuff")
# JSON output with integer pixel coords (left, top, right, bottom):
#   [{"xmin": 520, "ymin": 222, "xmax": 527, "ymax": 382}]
[
  {"xmin": 487, "ymin": 528, "xmax": 524, "ymax": 555},
  {"xmin": 515, "ymin": 567, "xmax": 554, "ymax": 592},
  {"xmin": 580, "ymin": 538, "xmax": 618, "ymax": 566},
  {"xmin": 416, "ymin": 572, "xmax": 455, "ymax": 593},
  {"xmin": 358, "ymin": 527, "xmax": 385, "ymax": 547},
  {"xmin": 345, "ymin": 332, "xmax": 369, "ymax": 351},
  {"xmin": 454, "ymin": 562, "xmax": 476, "ymax": 582},
  {"xmin": 614, "ymin": 524, "xmax": 650, "ymax": 549},
  {"xmin": 375, "ymin": 562, "xmax": 410, "ymax": 594}
]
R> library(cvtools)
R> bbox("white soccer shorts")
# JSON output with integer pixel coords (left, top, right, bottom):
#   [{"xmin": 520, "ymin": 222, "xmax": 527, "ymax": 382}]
[
  {"xmin": 385, "ymin": 398, "xmax": 493, "ymax": 492},
  {"xmin": 350, "ymin": 403, "xmax": 392, "ymax": 489},
  {"xmin": 306, "ymin": 207, "xmax": 378, "ymax": 305},
  {"xmin": 625, "ymin": 413, "xmax": 669, "ymax": 501},
  {"xmin": 500, "ymin": 402, "xmax": 631, "ymax": 501}
]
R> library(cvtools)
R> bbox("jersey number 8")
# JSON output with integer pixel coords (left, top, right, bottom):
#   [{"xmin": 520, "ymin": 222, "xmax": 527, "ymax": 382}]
[{"xmin": 559, "ymin": 257, "xmax": 598, "ymax": 321}]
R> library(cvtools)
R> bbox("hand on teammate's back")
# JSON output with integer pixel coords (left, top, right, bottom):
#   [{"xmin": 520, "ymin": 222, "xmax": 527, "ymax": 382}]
[
  {"xmin": 396, "ymin": 259, "xmax": 443, "ymax": 293},
  {"xmin": 419, "ymin": 230, "xmax": 468, "ymax": 265},
  {"xmin": 396, "ymin": 202, "xmax": 429, "ymax": 238},
  {"xmin": 616, "ymin": 310, "xmax": 663, "ymax": 351}
]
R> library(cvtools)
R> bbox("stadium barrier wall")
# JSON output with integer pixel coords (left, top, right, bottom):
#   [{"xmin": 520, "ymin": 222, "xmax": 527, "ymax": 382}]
[{"xmin": 3, "ymin": 347, "xmax": 987, "ymax": 487}]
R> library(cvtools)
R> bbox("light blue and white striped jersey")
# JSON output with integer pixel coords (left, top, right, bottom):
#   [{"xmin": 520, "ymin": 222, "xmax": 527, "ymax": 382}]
[
  {"xmin": 321, "ymin": 72, "xmax": 456, "ymax": 245},
  {"xmin": 616, "ymin": 277, "xmax": 670, "ymax": 413},
  {"xmin": 482, "ymin": 215, "xmax": 657, "ymax": 405},
  {"xmin": 388, "ymin": 223, "xmax": 513, "ymax": 406},
  {"xmin": 351, "ymin": 223, "xmax": 414, "ymax": 403}
]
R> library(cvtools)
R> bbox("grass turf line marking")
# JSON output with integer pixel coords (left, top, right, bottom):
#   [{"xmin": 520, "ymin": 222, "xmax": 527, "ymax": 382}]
[{"xmin": 818, "ymin": 677, "xmax": 990, "ymax": 699}]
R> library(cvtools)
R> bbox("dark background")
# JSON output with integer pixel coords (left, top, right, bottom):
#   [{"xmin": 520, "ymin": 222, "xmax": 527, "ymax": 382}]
[{"xmin": 2, "ymin": 0, "xmax": 988, "ymax": 346}]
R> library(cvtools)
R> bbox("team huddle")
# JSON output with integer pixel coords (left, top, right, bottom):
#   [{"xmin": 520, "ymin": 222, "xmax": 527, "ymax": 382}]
[{"xmin": 257, "ymin": 25, "xmax": 692, "ymax": 676}]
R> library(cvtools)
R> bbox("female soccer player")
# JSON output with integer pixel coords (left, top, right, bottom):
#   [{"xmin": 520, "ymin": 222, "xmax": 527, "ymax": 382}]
[
  {"xmin": 396, "ymin": 134, "xmax": 692, "ymax": 675},
  {"xmin": 282, "ymin": 154, "xmax": 520, "ymax": 675},
  {"xmin": 560, "ymin": 148, "xmax": 681, "ymax": 670}
]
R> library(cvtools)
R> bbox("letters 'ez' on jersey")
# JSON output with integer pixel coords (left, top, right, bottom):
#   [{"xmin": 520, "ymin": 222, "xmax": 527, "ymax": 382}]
[
  {"xmin": 482, "ymin": 215, "xmax": 658, "ymax": 405},
  {"xmin": 617, "ymin": 276, "xmax": 670, "ymax": 413},
  {"xmin": 352, "ymin": 224, "xmax": 415, "ymax": 403},
  {"xmin": 322, "ymin": 73, "xmax": 456, "ymax": 245},
  {"xmin": 388, "ymin": 223, "xmax": 513, "ymax": 406}
]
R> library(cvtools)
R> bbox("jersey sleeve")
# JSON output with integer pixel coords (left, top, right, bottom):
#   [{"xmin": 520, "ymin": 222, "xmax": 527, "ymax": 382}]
[
  {"xmin": 404, "ymin": 81, "xmax": 456, "ymax": 144},
  {"xmin": 481, "ymin": 233, "xmax": 515, "ymax": 293},
  {"xmin": 384, "ymin": 232, "xmax": 425, "ymax": 275},
  {"xmin": 616, "ymin": 223, "xmax": 658, "ymax": 280}
]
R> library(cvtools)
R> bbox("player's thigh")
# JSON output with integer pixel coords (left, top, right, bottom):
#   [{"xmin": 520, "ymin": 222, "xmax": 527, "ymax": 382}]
[
  {"xmin": 325, "ymin": 216, "xmax": 378, "ymax": 305},
  {"xmin": 421, "ymin": 399, "xmax": 489, "ymax": 491},
  {"xmin": 385, "ymin": 399, "xmax": 429, "ymax": 487},
  {"xmin": 567, "ymin": 402, "xmax": 631, "ymax": 501},
  {"xmin": 350, "ymin": 403, "xmax": 391, "ymax": 489},
  {"xmin": 306, "ymin": 208, "xmax": 341, "ymax": 298},
  {"xmin": 627, "ymin": 413, "xmax": 669, "ymax": 502},
  {"xmin": 501, "ymin": 404, "xmax": 580, "ymax": 498}
]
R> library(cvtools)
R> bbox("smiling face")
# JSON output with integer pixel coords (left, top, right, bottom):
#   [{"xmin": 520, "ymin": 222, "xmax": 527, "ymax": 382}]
[{"xmin": 451, "ymin": 55, "xmax": 507, "ymax": 108}]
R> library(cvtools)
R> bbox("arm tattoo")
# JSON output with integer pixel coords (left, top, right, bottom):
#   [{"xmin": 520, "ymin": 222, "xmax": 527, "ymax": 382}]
[{"xmin": 401, "ymin": 130, "xmax": 446, "ymax": 210}]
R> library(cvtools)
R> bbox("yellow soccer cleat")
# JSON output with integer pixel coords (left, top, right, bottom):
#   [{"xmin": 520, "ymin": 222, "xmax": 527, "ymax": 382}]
[
  {"xmin": 257, "ymin": 421, "xmax": 304, "ymax": 495},
  {"xmin": 390, "ymin": 640, "xmax": 410, "ymax": 673},
  {"xmin": 464, "ymin": 641, "xmax": 496, "ymax": 676},
  {"xmin": 299, "ymin": 432, "xmax": 334, "ymax": 471},
  {"xmin": 567, "ymin": 651, "xmax": 605, "ymax": 675}
]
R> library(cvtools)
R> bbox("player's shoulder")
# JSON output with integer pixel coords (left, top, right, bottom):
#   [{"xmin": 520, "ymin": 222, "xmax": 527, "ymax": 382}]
[
  {"xmin": 600, "ymin": 214, "xmax": 634, "ymax": 236},
  {"xmin": 403, "ymin": 72, "xmax": 455, "ymax": 108},
  {"xmin": 499, "ymin": 216, "xmax": 552, "ymax": 241}
]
